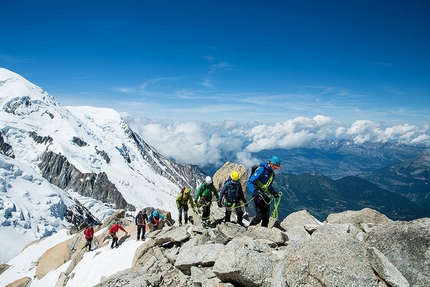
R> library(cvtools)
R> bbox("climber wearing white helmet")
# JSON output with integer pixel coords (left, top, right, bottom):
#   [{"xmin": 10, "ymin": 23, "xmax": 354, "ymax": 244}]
[{"xmin": 194, "ymin": 175, "xmax": 219, "ymax": 227}]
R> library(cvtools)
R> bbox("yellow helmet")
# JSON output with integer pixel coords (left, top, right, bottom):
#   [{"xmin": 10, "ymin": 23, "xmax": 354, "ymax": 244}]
[{"xmin": 230, "ymin": 170, "xmax": 239, "ymax": 181}]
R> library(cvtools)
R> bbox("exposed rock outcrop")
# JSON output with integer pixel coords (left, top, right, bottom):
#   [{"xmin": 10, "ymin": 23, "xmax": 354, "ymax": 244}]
[
  {"xmin": 38, "ymin": 151, "xmax": 134, "ymax": 211},
  {"xmin": 5, "ymin": 208, "xmax": 429, "ymax": 287},
  {"xmin": 0, "ymin": 131, "xmax": 14, "ymax": 158},
  {"xmin": 69, "ymin": 209, "xmax": 430, "ymax": 286}
]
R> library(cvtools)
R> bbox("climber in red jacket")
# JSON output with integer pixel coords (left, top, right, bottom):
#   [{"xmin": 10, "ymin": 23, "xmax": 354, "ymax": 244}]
[
  {"xmin": 109, "ymin": 220, "xmax": 128, "ymax": 249},
  {"xmin": 84, "ymin": 224, "xmax": 95, "ymax": 251}
]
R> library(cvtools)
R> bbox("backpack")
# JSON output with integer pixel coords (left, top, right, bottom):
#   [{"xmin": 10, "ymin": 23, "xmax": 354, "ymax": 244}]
[
  {"xmin": 249, "ymin": 164, "xmax": 261, "ymax": 179},
  {"xmin": 179, "ymin": 187, "xmax": 185, "ymax": 200},
  {"xmin": 107, "ymin": 220, "xmax": 116, "ymax": 229},
  {"xmin": 247, "ymin": 164, "xmax": 265, "ymax": 196}
]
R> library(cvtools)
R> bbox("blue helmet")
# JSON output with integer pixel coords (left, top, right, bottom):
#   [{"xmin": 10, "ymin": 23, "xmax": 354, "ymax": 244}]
[
  {"xmin": 269, "ymin": 155, "xmax": 281, "ymax": 166},
  {"xmin": 153, "ymin": 210, "xmax": 159, "ymax": 217}
]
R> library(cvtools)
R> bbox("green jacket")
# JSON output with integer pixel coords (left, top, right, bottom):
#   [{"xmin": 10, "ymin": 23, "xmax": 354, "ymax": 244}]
[
  {"xmin": 194, "ymin": 182, "xmax": 219, "ymax": 203},
  {"xmin": 176, "ymin": 189, "xmax": 195, "ymax": 209}
]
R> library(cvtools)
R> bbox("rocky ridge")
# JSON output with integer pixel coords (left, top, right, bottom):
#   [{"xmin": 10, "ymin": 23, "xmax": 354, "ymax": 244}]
[{"xmin": 2, "ymin": 207, "xmax": 429, "ymax": 287}]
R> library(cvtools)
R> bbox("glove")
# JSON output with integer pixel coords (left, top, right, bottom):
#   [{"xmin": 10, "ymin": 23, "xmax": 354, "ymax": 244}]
[
  {"xmin": 217, "ymin": 201, "xmax": 222, "ymax": 208},
  {"xmin": 245, "ymin": 203, "xmax": 248, "ymax": 207}
]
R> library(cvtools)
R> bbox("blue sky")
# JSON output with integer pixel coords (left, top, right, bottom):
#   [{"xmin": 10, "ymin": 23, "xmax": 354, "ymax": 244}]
[
  {"xmin": 1, "ymin": 0, "xmax": 429, "ymax": 126},
  {"xmin": 1, "ymin": 1, "xmax": 430, "ymax": 165}
]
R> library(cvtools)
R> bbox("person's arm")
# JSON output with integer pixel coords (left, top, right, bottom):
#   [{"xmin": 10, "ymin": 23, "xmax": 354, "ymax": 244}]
[
  {"xmin": 218, "ymin": 183, "xmax": 227, "ymax": 202},
  {"xmin": 239, "ymin": 185, "xmax": 246, "ymax": 203},
  {"xmin": 247, "ymin": 166, "xmax": 264, "ymax": 196},
  {"xmin": 119, "ymin": 225, "xmax": 127, "ymax": 234},
  {"xmin": 189, "ymin": 195, "xmax": 196, "ymax": 209},
  {"xmin": 194, "ymin": 185, "xmax": 202, "ymax": 202},
  {"xmin": 211, "ymin": 185, "xmax": 219, "ymax": 200},
  {"xmin": 176, "ymin": 194, "xmax": 181, "ymax": 207}
]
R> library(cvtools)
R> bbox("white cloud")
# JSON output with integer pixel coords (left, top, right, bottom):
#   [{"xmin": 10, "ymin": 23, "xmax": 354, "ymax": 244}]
[{"xmin": 124, "ymin": 114, "xmax": 430, "ymax": 168}]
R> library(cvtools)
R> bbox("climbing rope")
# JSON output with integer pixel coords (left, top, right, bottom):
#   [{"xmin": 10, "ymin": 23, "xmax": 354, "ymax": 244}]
[{"xmin": 271, "ymin": 192, "xmax": 282, "ymax": 219}]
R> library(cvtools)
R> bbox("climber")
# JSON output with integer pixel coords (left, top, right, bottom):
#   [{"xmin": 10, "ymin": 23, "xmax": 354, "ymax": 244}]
[
  {"xmin": 84, "ymin": 223, "xmax": 95, "ymax": 251},
  {"xmin": 109, "ymin": 220, "xmax": 128, "ymax": 248},
  {"xmin": 247, "ymin": 155, "xmax": 281, "ymax": 227},
  {"xmin": 194, "ymin": 176, "xmax": 219, "ymax": 227},
  {"xmin": 176, "ymin": 187, "xmax": 196, "ymax": 226},
  {"xmin": 148, "ymin": 210, "xmax": 165, "ymax": 232},
  {"xmin": 218, "ymin": 170, "xmax": 247, "ymax": 226},
  {"xmin": 135, "ymin": 209, "xmax": 148, "ymax": 241}
]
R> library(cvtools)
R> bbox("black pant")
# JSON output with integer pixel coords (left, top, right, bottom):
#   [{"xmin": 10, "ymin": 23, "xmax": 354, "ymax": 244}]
[
  {"xmin": 249, "ymin": 196, "xmax": 270, "ymax": 227},
  {"xmin": 85, "ymin": 238, "xmax": 92, "ymax": 251},
  {"xmin": 111, "ymin": 233, "xmax": 118, "ymax": 248},
  {"xmin": 136, "ymin": 225, "xmax": 146, "ymax": 240},
  {"xmin": 202, "ymin": 204, "xmax": 211, "ymax": 221},
  {"xmin": 225, "ymin": 204, "xmax": 244, "ymax": 225}
]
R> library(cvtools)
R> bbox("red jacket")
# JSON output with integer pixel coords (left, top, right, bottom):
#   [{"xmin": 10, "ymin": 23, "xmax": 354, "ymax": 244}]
[
  {"xmin": 109, "ymin": 223, "xmax": 126, "ymax": 235},
  {"xmin": 84, "ymin": 226, "xmax": 94, "ymax": 239}
]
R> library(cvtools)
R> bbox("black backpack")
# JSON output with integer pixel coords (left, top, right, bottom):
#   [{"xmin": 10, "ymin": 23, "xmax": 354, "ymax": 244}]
[{"xmin": 247, "ymin": 164, "xmax": 265, "ymax": 196}]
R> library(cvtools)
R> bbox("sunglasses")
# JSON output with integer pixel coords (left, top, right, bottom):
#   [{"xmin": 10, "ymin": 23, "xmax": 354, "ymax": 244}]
[{"xmin": 271, "ymin": 163, "xmax": 280, "ymax": 170}]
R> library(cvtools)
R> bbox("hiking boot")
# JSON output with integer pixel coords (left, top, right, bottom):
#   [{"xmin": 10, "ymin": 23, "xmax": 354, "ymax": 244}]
[{"xmin": 178, "ymin": 222, "xmax": 182, "ymax": 227}]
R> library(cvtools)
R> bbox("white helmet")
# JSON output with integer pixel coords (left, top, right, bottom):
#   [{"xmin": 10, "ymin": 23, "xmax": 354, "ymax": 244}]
[{"xmin": 205, "ymin": 176, "xmax": 212, "ymax": 184}]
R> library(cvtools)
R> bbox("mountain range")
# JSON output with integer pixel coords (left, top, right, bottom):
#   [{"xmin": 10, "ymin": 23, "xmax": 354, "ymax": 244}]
[
  {"xmin": 0, "ymin": 68, "xmax": 205, "ymax": 262},
  {"xmin": 1, "ymin": 67, "xmax": 429, "ymax": 265}
]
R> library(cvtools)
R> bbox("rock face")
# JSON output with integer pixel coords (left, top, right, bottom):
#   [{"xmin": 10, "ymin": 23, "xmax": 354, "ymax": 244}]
[
  {"xmin": 3, "ymin": 207, "xmax": 429, "ymax": 287},
  {"xmin": 18, "ymin": 208, "xmax": 424, "ymax": 287},
  {"xmin": 39, "ymin": 150, "xmax": 134, "ymax": 211},
  {"xmin": 212, "ymin": 161, "xmax": 248, "ymax": 194}
]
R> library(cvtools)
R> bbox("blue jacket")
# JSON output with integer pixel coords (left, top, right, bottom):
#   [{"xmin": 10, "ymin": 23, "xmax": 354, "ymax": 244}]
[
  {"xmin": 148, "ymin": 212, "xmax": 165, "ymax": 224},
  {"xmin": 246, "ymin": 162, "xmax": 276, "ymax": 197},
  {"xmin": 219, "ymin": 178, "xmax": 246, "ymax": 203}
]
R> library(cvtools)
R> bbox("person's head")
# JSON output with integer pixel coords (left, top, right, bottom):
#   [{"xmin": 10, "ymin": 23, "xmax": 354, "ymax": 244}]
[
  {"xmin": 268, "ymin": 155, "xmax": 281, "ymax": 170},
  {"xmin": 230, "ymin": 170, "xmax": 239, "ymax": 182},
  {"xmin": 117, "ymin": 220, "xmax": 122, "ymax": 225},
  {"xmin": 184, "ymin": 188, "xmax": 191, "ymax": 194},
  {"xmin": 205, "ymin": 176, "xmax": 212, "ymax": 184},
  {"xmin": 153, "ymin": 210, "xmax": 159, "ymax": 217}
]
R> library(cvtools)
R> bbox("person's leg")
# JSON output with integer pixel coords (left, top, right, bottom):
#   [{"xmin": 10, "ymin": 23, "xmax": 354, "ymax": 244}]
[
  {"xmin": 183, "ymin": 205, "xmax": 189, "ymax": 224},
  {"xmin": 136, "ymin": 225, "xmax": 141, "ymax": 240},
  {"xmin": 178, "ymin": 206, "xmax": 183, "ymax": 225},
  {"xmin": 261, "ymin": 203, "xmax": 270, "ymax": 227},
  {"xmin": 225, "ymin": 208, "xmax": 231, "ymax": 222},
  {"xmin": 202, "ymin": 205, "xmax": 210, "ymax": 226},
  {"xmin": 150, "ymin": 223, "xmax": 156, "ymax": 232},
  {"xmin": 115, "ymin": 236, "xmax": 119, "ymax": 247},
  {"xmin": 110, "ymin": 235, "xmax": 116, "ymax": 248},
  {"xmin": 236, "ymin": 207, "xmax": 244, "ymax": 225},
  {"xmin": 250, "ymin": 197, "xmax": 263, "ymax": 226},
  {"xmin": 142, "ymin": 225, "xmax": 146, "ymax": 239}
]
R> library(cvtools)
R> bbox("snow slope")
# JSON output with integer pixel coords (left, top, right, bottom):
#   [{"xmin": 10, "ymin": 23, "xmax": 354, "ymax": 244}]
[{"xmin": 0, "ymin": 68, "xmax": 184, "ymax": 262}]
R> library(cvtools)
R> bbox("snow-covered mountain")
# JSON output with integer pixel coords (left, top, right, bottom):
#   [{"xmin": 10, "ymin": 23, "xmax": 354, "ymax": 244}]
[{"xmin": 0, "ymin": 68, "xmax": 205, "ymax": 262}]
